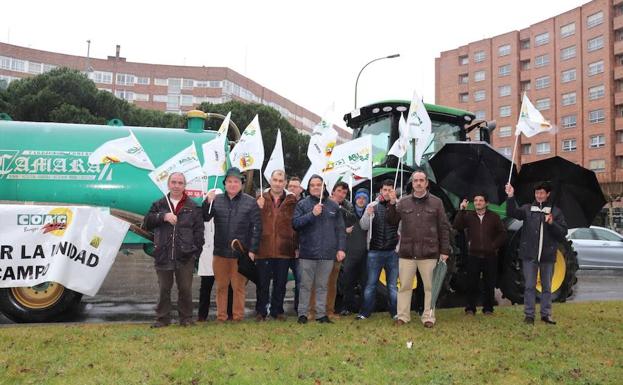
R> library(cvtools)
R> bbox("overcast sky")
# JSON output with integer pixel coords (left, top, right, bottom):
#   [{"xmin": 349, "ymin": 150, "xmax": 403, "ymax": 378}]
[{"xmin": 4, "ymin": 0, "xmax": 587, "ymax": 126}]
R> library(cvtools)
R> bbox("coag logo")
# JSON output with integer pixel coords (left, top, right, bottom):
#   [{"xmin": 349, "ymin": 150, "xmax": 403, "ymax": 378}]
[
  {"xmin": 17, "ymin": 208, "xmax": 73, "ymax": 236},
  {"xmin": 239, "ymin": 154, "xmax": 254, "ymax": 169}
]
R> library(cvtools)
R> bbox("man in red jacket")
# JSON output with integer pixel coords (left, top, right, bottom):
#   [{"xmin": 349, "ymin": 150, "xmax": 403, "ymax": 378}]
[{"xmin": 453, "ymin": 193, "xmax": 506, "ymax": 316}]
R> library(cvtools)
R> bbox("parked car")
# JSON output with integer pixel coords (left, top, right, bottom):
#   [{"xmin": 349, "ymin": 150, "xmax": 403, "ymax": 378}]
[{"xmin": 567, "ymin": 226, "xmax": 623, "ymax": 269}]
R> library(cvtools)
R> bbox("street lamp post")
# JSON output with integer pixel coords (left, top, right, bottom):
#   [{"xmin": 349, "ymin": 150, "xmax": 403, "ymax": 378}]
[{"xmin": 354, "ymin": 54, "xmax": 400, "ymax": 109}]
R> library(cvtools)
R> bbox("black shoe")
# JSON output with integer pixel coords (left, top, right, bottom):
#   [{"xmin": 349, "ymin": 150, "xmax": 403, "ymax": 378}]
[
  {"xmin": 524, "ymin": 316, "xmax": 534, "ymax": 325},
  {"xmin": 297, "ymin": 315, "xmax": 308, "ymax": 324},
  {"xmin": 464, "ymin": 310, "xmax": 475, "ymax": 316},
  {"xmin": 316, "ymin": 316, "xmax": 333, "ymax": 324},
  {"xmin": 541, "ymin": 316, "xmax": 557, "ymax": 325},
  {"xmin": 339, "ymin": 310, "xmax": 352, "ymax": 316}
]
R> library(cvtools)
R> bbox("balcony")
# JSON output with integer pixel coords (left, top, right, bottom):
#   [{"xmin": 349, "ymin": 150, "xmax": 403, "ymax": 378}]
[
  {"xmin": 616, "ymin": 40, "xmax": 623, "ymax": 56},
  {"xmin": 615, "ymin": 0, "xmax": 623, "ymax": 6},
  {"xmin": 616, "ymin": 143, "xmax": 623, "ymax": 156},
  {"xmin": 615, "ymin": 14, "xmax": 623, "ymax": 31},
  {"xmin": 616, "ymin": 66, "xmax": 623, "ymax": 80},
  {"xmin": 616, "ymin": 92, "xmax": 623, "ymax": 106},
  {"xmin": 520, "ymin": 70, "xmax": 531, "ymax": 82},
  {"xmin": 519, "ymin": 49, "xmax": 530, "ymax": 61},
  {"xmin": 616, "ymin": 117, "xmax": 623, "ymax": 130}
]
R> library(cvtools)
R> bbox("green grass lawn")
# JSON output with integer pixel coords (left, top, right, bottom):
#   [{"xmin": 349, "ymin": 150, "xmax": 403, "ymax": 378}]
[{"xmin": 1, "ymin": 301, "xmax": 622, "ymax": 385}]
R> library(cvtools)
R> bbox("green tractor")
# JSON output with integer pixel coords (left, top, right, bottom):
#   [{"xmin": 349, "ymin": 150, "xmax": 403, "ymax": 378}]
[{"xmin": 342, "ymin": 100, "xmax": 579, "ymax": 310}]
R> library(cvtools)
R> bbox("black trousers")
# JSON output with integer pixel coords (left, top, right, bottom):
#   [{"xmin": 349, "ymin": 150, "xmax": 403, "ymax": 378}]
[
  {"xmin": 339, "ymin": 251, "xmax": 367, "ymax": 313},
  {"xmin": 465, "ymin": 255, "xmax": 498, "ymax": 313},
  {"xmin": 198, "ymin": 276, "xmax": 233, "ymax": 320}
]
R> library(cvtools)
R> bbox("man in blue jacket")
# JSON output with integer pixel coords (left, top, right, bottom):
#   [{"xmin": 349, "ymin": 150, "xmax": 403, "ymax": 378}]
[
  {"xmin": 292, "ymin": 174, "xmax": 346, "ymax": 324},
  {"xmin": 505, "ymin": 181, "xmax": 567, "ymax": 325}
]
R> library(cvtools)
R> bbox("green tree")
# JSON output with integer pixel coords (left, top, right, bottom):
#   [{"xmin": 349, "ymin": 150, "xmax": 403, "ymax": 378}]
[{"xmin": 198, "ymin": 101, "xmax": 311, "ymax": 180}]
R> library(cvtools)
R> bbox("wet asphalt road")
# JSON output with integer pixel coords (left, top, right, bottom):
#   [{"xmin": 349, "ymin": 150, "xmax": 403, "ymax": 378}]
[{"xmin": 1, "ymin": 251, "xmax": 622, "ymax": 325}]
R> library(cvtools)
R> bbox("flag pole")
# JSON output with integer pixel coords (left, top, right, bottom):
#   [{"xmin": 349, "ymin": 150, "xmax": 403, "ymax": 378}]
[
  {"xmin": 399, "ymin": 157, "xmax": 404, "ymax": 198},
  {"xmin": 208, "ymin": 176, "xmax": 218, "ymax": 214},
  {"xmin": 393, "ymin": 157, "xmax": 401, "ymax": 190},
  {"xmin": 508, "ymin": 132, "xmax": 520, "ymax": 185}
]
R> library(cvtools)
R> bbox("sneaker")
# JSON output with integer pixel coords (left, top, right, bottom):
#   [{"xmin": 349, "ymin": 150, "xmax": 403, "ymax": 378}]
[
  {"xmin": 392, "ymin": 315, "xmax": 399, "ymax": 321},
  {"xmin": 354, "ymin": 314, "xmax": 367, "ymax": 321},
  {"xmin": 424, "ymin": 321, "xmax": 434, "ymax": 328},
  {"xmin": 316, "ymin": 316, "xmax": 333, "ymax": 324},
  {"xmin": 524, "ymin": 316, "xmax": 535, "ymax": 325},
  {"xmin": 297, "ymin": 315, "xmax": 308, "ymax": 324},
  {"xmin": 541, "ymin": 316, "xmax": 556, "ymax": 325}
]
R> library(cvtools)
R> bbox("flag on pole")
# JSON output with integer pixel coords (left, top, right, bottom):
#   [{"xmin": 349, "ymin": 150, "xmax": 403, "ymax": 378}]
[
  {"xmin": 515, "ymin": 93, "xmax": 553, "ymax": 137},
  {"xmin": 148, "ymin": 143, "xmax": 206, "ymax": 198},
  {"xmin": 323, "ymin": 135, "xmax": 372, "ymax": 193},
  {"xmin": 388, "ymin": 115, "xmax": 409, "ymax": 159},
  {"xmin": 229, "ymin": 115, "xmax": 264, "ymax": 172},
  {"xmin": 406, "ymin": 90, "xmax": 433, "ymax": 166},
  {"xmin": 263, "ymin": 129, "xmax": 285, "ymax": 182},
  {"xmin": 302, "ymin": 113, "xmax": 338, "ymax": 188},
  {"xmin": 217, "ymin": 111, "xmax": 231, "ymax": 136},
  {"xmin": 88, "ymin": 130, "xmax": 155, "ymax": 170},
  {"xmin": 201, "ymin": 134, "xmax": 228, "ymax": 177}
]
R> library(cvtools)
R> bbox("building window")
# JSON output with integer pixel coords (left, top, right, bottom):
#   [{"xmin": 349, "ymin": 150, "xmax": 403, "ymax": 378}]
[
  {"xmin": 589, "ymin": 159, "xmax": 605, "ymax": 172},
  {"xmin": 474, "ymin": 51, "xmax": 486, "ymax": 63},
  {"xmin": 154, "ymin": 78, "xmax": 168, "ymax": 86},
  {"xmin": 561, "ymin": 68, "xmax": 576, "ymax": 83},
  {"xmin": 561, "ymin": 92, "xmax": 576, "ymax": 106},
  {"xmin": 617, "ymin": 131, "xmax": 623, "ymax": 143},
  {"xmin": 617, "ymin": 156, "xmax": 623, "ymax": 169},
  {"xmin": 474, "ymin": 70, "xmax": 485, "ymax": 82},
  {"xmin": 474, "ymin": 110, "xmax": 486, "ymax": 120},
  {"xmin": 459, "ymin": 93, "xmax": 469, "ymax": 103},
  {"xmin": 535, "ymin": 32, "xmax": 550, "ymax": 46},
  {"xmin": 561, "ymin": 115, "xmax": 577, "ymax": 128},
  {"xmin": 560, "ymin": 22, "xmax": 576, "ymax": 38},
  {"xmin": 588, "ymin": 85, "xmax": 605, "ymax": 101},
  {"xmin": 498, "ymin": 126, "xmax": 512, "ymax": 137},
  {"xmin": 459, "ymin": 55, "xmax": 469, "ymax": 65},
  {"xmin": 474, "ymin": 90, "xmax": 486, "ymax": 102},
  {"xmin": 114, "ymin": 90, "xmax": 134, "ymax": 101},
  {"xmin": 520, "ymin": 60, "xmax": 531, "ymax": 70},
  {"xmin": 498, "ymin": 64, "xmax": 511, "ymax": 77},
  {"xmin": 208, "ymin": 80, "xmax": 223, "ymax": 88},
  {"xmin": 536, "ymin": 98, "xmax": 551, "ymax": 111},
  {"xmin": 182, "ymin": 79, "xmax": 194, "ymax": 89},
  {"xmin": 499, "ymin": 105, "xmax": 511, "ymax": 117},
  {"xmin": 153, "ymin": 95, "xmax": 168, "ymax": 102},
  {"xmin": 89, "ymin": 71, "xmax": 113, "ymax": 84},
  {"xmin": 535, "ymin": 76, "xmax": 550, "ymax": 90},
  {"xmin": 134, "ymin": 93, "xmax": 149, "ymax": 102},
  {"xmin": 521, "ymin": 144, "xmax": 532, "ymax": 155},
  {"xmin": 560, "ymin": 46, "xmax": 576, "ymax": 61},
  {"xmin": 458, "ymin": 74, "xmax": 469, "ymax": 84},
  {"xmin": 536, "ymin": 142, "xmax": 551, "ymax": 155},
  {"xmin": 535, "ymin": 54, "xmax": 549, "ymax": 68},
  {"xmin": 562, "ymin": 139, "xmax": 577, "ymax": 152},
  {"xmin": 520, "ymin": 81, "xmax": 531, "ymax": 92},
  {"xmin": 498, "ymin": 44, "xmax": 511, "ymax": 57},
  {"xmin": 587, "ymin": 11, "xmax": 604, "ymax": 29},
  {"xmin": 587, "ymin": 36, "xmax": 604, "ymax": 52},
  {"xmin": 520, "ymin": 39, "xmax": 530, "ymax": 49},
  {"xmin": 136, "ymin": 77, "xmax": 150, "ymax": 85},
  {"xmin": 588, "ymin": 60, "xmax": 604, "ymax": 76},
  {"xmin": 116, "ymin": 73, "xmax": 135, "ymax": 86},
  {"xmin": 181, "ymin": 94, "xmax": 194, "ymax": 106},
  {"xmin": 589, "ymin": 109, "xmax": 605, "ymax": 124},
  {"xmin": 589, "ymin": 134, "xmax": 606, "ymax": 148},
  {"xmin": 499, "ymin": 85, "xmax": 511, "ymax": 97},
  {"xmin": 499, "ymin": 146, "xmax": 512, "ymax": 158},
  {"xmin": 28, "ymin": 62, "xmax": 42, "ymax": 74}
]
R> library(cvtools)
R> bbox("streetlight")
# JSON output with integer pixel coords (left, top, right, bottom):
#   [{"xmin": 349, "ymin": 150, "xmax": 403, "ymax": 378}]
[
  {"xmin": 354, "ymin": 54, "xmax": 400, "ymax": 109},
  {"xmin": 85, "ymin": 40, "xmax": 93, "ymax": 73}
]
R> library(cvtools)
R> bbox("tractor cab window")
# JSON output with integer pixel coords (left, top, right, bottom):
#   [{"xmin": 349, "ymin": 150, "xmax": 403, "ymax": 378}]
[
  {"xmin": 404, "ymin": 120, "xmax": 462, "ymax": 168},
  {"xmin": 358, "ymin": 115, "xmax": 391, "ymax": 166}
]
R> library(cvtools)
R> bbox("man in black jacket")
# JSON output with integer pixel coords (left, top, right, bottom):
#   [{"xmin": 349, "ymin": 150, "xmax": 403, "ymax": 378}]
[
  {"xmin": 292, "ymin": 175, "xmax": 346, "ymax": 324},
  {"xmin": 204, "ymin": 167, "xmax": 262, "ymax": 322},
  {"xmin": 144, "ymin": 172, "xmax": 204, "ymax": 328},
  {"xmin": 453, "ymin": 193, "xmax": 506, "ymax": 316},
  {"xmin": 356, "ymin": 179, "xmax": 400, "ymax": 320},
  {"xmin": 506, "ymin": 181, "xmax": 567, "ymax": 325}
]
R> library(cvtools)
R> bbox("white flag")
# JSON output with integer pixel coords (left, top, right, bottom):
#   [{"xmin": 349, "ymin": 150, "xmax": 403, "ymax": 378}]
[
  {"xmin": 229, "ymin": 115, "xmax": 264, "ymax": 171},
  {"xmin": 88, "ymin": 130, "xmax": 155, "ymax": 170},
  {"xmin": 515, "ymin": 93, "xmax": 553, "ymax": 138},
  {"xmin": 218, "ymin": 111, "xmax": 231, "ymax": 136},
  {"xmin": 388, "ymin": 115, "xmax": 409, "ymax": 159},
  {"xmin": 307, "ymin": 120, "xmax": 338, "ymax": 166},
  {"xmin": 406, "ymin": 90, "xmax": 433, "ymax": 166},
  {"xmin": 149, "ymin": 143, "xmax": 206, "ymax": 199},
  {"xmin": 202, "ymin": 135, "xmax": 228, "ymax": 177},
  {"xmin": 263, "ymin": 129, "xmax": 285, "ymax": 182},
  {"xmin": 324, "ymin": 135, "xmax": 372, "ymax": 181}
]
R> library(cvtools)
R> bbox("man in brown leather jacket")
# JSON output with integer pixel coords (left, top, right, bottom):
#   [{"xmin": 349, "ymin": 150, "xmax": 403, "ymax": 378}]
[{"xmin": 387, "ymin": 170, "xmax": 450, "ymax": 328}]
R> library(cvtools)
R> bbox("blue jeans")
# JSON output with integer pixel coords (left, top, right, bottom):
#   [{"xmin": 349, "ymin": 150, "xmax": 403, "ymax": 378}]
[
  {"xmin": 255, "ymin": 258, "xmax": 291, "ymax": 317},
  {"xmin": 359, "ymin": 250, "xmax": 399, "ymax": 318}
]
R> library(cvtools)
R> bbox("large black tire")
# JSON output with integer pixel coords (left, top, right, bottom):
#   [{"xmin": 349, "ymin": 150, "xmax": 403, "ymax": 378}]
[
  {"xmin": 0, "ymin": 282, "xmax": 83, "ymax": 323},
  {"xmin": 498, "ymin": 225, "xmax": 578, "ymax": 305}
]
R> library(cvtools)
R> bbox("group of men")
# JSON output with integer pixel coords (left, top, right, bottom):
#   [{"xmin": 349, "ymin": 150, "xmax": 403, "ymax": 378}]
[{"xmin": 143, "ymin": 166, "xmax": 567, "ymax": 328}]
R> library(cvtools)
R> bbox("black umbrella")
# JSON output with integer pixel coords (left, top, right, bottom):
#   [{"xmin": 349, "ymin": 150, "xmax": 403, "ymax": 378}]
[
  {"xmin": 231, "ymin": 239, "xmax": 258, "ymax": 284},
  {"xmin": 514, "ymin": 156, "xmax": 606, "ymax": 229},
  {"xmin": 429, "ymin": 142, "xmax": 518, "ymax": 204}
]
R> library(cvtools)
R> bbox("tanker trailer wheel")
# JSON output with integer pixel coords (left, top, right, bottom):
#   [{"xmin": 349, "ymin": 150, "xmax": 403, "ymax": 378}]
[
  {"xmin": 0, "ymin": 282, "xmax": 83, "ymax": 323},
  {"xmin": 499, "ymin": 228, "xmax": 578, "ymax": 305}
]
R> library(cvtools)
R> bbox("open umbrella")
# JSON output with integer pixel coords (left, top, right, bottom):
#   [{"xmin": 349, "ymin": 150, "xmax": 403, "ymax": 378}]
[
  {"xmin": 231, "ymin": 239, "xmax": 258, "ymax": 284},
  {"xmin": 515, "ymin": 156, "xmax": 606, "ymax": 229},
  {"xmin": 429, "ymin": 259, "xmax": 448, "ymax": 318},
  {"xmin": 429, "ymin": 142, "xmax": 518, "ymax": 204}
]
